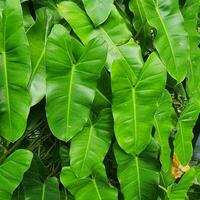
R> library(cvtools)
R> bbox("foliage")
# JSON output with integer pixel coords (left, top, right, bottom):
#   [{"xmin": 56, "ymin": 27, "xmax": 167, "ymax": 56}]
[{"xmin": 0, "ymin": 0, "xmax": 200, "ymax": 199}]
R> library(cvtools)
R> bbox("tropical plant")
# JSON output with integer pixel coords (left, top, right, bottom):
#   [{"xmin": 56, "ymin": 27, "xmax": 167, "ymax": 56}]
[{"xmin": 0, "ymin": 0, "xmax": 200, "ymax": 199}]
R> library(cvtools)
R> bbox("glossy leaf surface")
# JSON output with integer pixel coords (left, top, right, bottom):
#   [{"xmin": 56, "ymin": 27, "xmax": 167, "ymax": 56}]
[
  {"xmin": 57, "ymin": 1, "xmax": 132, "ymax": 69},
  {"xmin": 0, "ymin": 150, "xmax": 33, "ymax": 200},
  {"xmin": 70, "ymin": 108, "xmax": 113, "ymax": 178},
  {"xmin": 24, "ymin": 177, "xmax": 60, "ymax": 200},
  {"xmin": 60, "ymin": 165, "xmax": 118, "ymax": 200},
  {"xmin": 27, "ymin": 8, "xmax": 53, "ymax": 106},
  {"xmin": 154, "ymin": 90, "xmax": 173, "ymax": 172},
  {"xmin": 182, "ymin": 0, "xmax": 200, "ymax": 96},
  {"xmin": 112, "ymin": 52, "xmax": 166, "ymax": 154},
  {"xmin": 0, "ymin": 0, "xmax": 31, "ymax": 142},
  {"xmin": 141, "ymin": 0, "xmax": 190, "ymax": 82},
  {"xmin": 168, "ymin": 168, "xmax": 196, "ymax": 200},
  {"xmin": 114, "ymin": 141, "xmax": 160, "ymax": 200},
  {"xmin": 46, "ymin": 24, "xmax": 107, "ymax": 141},
  {"xmin": 82, "ymin": 0, "xmax": 114, "ymax": 26},
  {"xmin": 174, "ymin": 97, "xmax": 200, "ymax": 166}
]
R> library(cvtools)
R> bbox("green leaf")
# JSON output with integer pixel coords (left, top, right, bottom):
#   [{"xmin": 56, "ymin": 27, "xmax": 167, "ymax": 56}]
[
  {"xmin": 82, "ymin": 0, "xmax": 114, "ymax": 26},
  {"xmin": 174, "ymin": 97, "xmax": 200, "ymax": 166},
  {"xmin": 60, "ymin": 164, "xmax": 118, "ymax": 200},
  {"xmin": 70, "ymin": 108, "xmax": 113, "ymax": 178},
  {"xmin": 182, "ymin": 0, "xmax": 200, "ymax": 96},
  {"xmin": 24, "ymin": 177, "xmax": 60, "ymax": 200},
  {"xmin": 141, "ymin": 0, "xmax": 190, "ymax": 82},
  {"xmin": 0, "ymin": 0, "xmax": 31, "ymax": 142},
  {"xmin": 129, "ymin": 0, "xmax": 152, "ymax": 51},
  {"xmin": 168, "ymin": 168, "xmax": 196, "ymax": 200},
  {"xmin": 57, "ymin": 1, "xmax": 132, "ymax": 69},
  {"xmin": 112, "ymin": 52, "xmax": 166, "ymax": 154},
  {"xmin": 46, "ymin": 24, "xmax": 107, "ymax": 141},
  {"xmin": 154, "ymin": 89, "xmax": 173, "ymax": 172},
  {"xmin": 114, "ymin": 140, "xmax": 160, "ymax": 200},
  {"xmin": 27, "ymin": 8, "xmax": 53, "ymax": 106},
  {"xmin": 0, "ymin": 150, "xmax": 33, "ymax": 200}
]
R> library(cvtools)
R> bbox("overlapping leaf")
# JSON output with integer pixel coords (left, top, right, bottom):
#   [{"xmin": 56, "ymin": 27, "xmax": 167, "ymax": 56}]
[
  {"xmin": 141, "ymin": 0, "xmax": 190, "ymax": 82},
  {"xmin": 70, "ymin": 108, "xmax": 113, "ymax": 178},
  {"xmin": 114, "ymin": 140, "xmax": 160, "ymax": 200},
  {"xmin": 174, "ymin": 97, "xmax": 200, "ymax": 166},
  {"xmin": 112, "ymin": 52, "xmax": 166, "ymax": 154},
  {"xmin": 24, "ymin": 177, "xmax": 60, "ymax": 200},
  {"xmin": 0, "ymin": 0, "xmax": 31, "ymax": 142},
  {"xmin": 182, "ymin": 0, "xmax": 200, "ymax": 96},
  {"xmin": 129, "ymin": 0, "xmax": 152, "ymax": 51},
  {"xmin": 57, "ymin": 1, "xmax": 132, "ymax": 69},
  {"xmin": 154, "ymin": 90, "xmax": 173, "ymax": 172},
  {"xmin": 0, "ymin": 150, "xmax": 33, "ymax": 200},
  {"xmin": 27, "ymin": 8, "xmax": 53, "ymax": 106},
  {"xmin": 82, "ymin": 0, "xmax": 114, "ymax": 26},
  {"xmin": 168, "ymin": 168, "xmax": 196, "ymax": 200},
  {"xmin": 46, "ymin": 24, "xmax": 107, "ymax": 141},
  {"xmin": 60, "ymin": 164, "xmax": 118, "ymax": 200}
]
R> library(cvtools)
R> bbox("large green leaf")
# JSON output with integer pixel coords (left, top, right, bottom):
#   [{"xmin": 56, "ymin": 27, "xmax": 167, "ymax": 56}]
[
  {"xmin": 0, "ymin": 0, "xmax": 31, "ymax": 142},
  {"xmin": 57, "ymin": 1, "xmax": 132, "ymax": 69},
  {"xmin": 114, "ymin": 140, "xmax": 160, "ymax": 200},
  {"xmin": 70, "ymin": 108, "xmax": 113, "ymax": 178},
  {"xmin": 82, "ymin": 0, "xmax": 114, "ymax": 26},
  {"xmin": 46, "ymin": 24, "xmax": 107, "ymax": 141},
  {"xmin": 0, "ymin": 150, "xmax": 33, "ymax": 200},
  {"xmin": 154, "ymin": 89, "xmax": 173, "ymax": 172},
  {"xmin": 182, "ymin": 0, "xmax": 200, "ymax": 96},
  {"xmin": 112, "ymin": 52, "xmax": 166, "ymax": 154},
  {"xmin": 174, "ymin": 97, "xmax": 200, "ymax": 166},
  {"xmin": 24, "ymin": 177, "xmax": 60, "ymax": 200},
  {"xmin": 168, "ymin": 168, "xmax": 196, "ymax": 200},
  {"xmin": 60, "ymin": 164, "xmax": 118, "ymax": 200},
  {"xmin": 27, "ymin": 8, "xmax": 53, "ymax": 106},
  {"xmin": 141, "ymin": 0, "xmax": 190, "ymax": 82}
]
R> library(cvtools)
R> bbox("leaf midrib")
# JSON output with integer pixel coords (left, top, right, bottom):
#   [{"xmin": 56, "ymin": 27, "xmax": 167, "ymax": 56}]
[
  {"xmin": 79, "ymin": 126, "xmax": 93, "ymax": 176},
  {"xmin": 132, "ymin": 88, "xmax": 137, "ymax": 150},
  {"xmin": 2, "ymin": 13, "xmax": 12, "ymax": 131},
  {"xmin": 135, "ymin": 157, "xmax": 141, "ymax": 200},
  {"xmin": 92, "ymin": 178, "xmax": 102, "ymax": 200},
  {"xmin": 28, "ymin": 14, "xmax": 51, "ymax": 88},
  {"xmin": 66, "ymin": 64, "xmax": 75, "ymax": 134}
]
